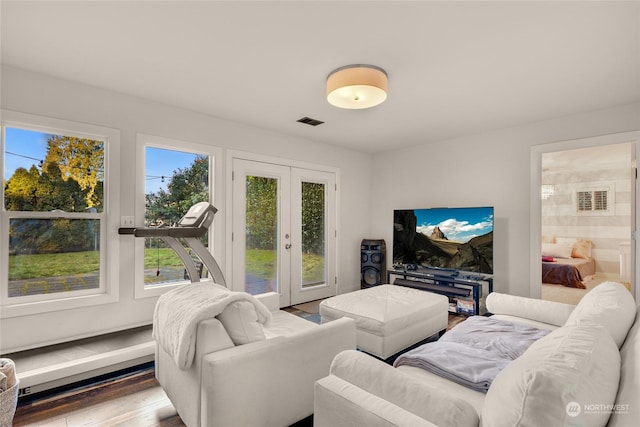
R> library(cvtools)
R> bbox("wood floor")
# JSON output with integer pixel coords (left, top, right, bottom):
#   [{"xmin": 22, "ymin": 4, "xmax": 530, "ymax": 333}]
[
  {"xmin": 13, "ymin": 367, "xmax": 184, "ymax": 427},
  {"xmin": 12, "ymin": 311, "xmax": 467, "ymax": 426}
]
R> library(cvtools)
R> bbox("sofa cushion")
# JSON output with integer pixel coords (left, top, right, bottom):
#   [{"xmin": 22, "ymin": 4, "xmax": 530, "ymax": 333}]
[
  {"xmin": 330, "ymin": 350, "xmax": 479, "ymax": 427},
  {"xmin": 486, "ymin": 292, "xmax": 575, "ymax": 327},
  {"xmin": 564, "ymin": 281, "xmax": 635, "ymax": 347},
  {"xmin": 481, "ymin": 324, "xmax": 620, "ymax": 427},
  {"xmin": 217, "ymin": 300, "xmax": 266, "ymax": 345},
  {"xmin": 314, "ymin": 375, "xmax": 439, "ymax": 427},
  {"xmin": 607, "ymin": 305, "xmax": 640, "ymax": 427}
]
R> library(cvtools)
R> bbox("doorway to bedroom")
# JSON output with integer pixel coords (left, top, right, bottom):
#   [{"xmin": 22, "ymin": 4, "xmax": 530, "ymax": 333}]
[{"xmin": 539, "ymin": 141, "xmax": 634, "ymax": 305}]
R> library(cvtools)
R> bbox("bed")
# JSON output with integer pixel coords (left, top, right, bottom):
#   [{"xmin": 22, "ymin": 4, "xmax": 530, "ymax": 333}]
[{"xmin": 541, "ymin": 237, "xmax": 595, "ymax": 289}]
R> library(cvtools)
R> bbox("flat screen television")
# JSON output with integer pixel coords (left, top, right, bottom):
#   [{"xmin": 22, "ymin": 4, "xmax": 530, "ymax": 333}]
[{"xmin": 393, "ymin": 207, "xmax": 494, "ymax": 274}]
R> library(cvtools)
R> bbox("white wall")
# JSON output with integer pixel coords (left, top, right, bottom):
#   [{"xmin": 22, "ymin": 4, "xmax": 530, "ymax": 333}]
[
  {"xmin": 0, "ymin": 66, "xmax": 372, "ymax": 352},
  {"xmin": 370, "ymin": 102, "xmax": 640, "ymax": 297},
  {"xmin": 2, "ymin": 64, "xmax": 638, "ymax": 351}
]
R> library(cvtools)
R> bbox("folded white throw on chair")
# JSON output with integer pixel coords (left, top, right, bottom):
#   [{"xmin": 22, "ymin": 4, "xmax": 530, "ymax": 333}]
[{"xmin": 152, "ymin": 282, "xmax": 272, "ymax": 370}]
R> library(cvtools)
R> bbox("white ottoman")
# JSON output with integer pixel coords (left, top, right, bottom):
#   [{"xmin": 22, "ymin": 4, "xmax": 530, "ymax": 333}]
[{"xmin": 319, "ymin": 285, "xmax": 448, "ymax": 359}]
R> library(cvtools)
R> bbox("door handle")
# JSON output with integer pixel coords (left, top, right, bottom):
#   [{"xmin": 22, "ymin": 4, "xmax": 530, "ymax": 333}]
[{"xmin": 285, "ymin": 243, "xmax": 292, "ymax": 249}]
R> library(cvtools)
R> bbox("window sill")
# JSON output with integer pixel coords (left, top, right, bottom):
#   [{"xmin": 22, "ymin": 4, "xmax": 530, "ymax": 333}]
[{"xmin": 0, "ymin": 292, "xmax": 119, "ymax": 319}]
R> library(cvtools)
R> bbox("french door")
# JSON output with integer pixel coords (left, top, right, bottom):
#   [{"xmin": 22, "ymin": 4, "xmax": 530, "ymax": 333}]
[{"xmin": 232, "ymin": 158, "xmax": 337, "ymax": 307}]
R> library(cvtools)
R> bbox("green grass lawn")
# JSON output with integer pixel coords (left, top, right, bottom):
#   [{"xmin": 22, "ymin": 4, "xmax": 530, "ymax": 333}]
[
  {"xmin": 9, "ymin": 248, "xmax": 326, "ymax": 283},
  {"xmin": 9, "ymin": 251, "xmax": 101, "ymax": 280},
  {"xmin": 244, "ymin": 249, "xmax": 325, "ymax": 284},
  {"xmin": 144, "ymin": 248, "xmax": 186, "ymax": 268}
]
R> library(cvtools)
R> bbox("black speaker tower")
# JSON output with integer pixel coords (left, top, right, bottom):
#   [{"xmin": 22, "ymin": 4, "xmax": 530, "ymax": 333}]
[{"xmin": 361, "ymin": 239, "xmax": 386, "ymax": 288}]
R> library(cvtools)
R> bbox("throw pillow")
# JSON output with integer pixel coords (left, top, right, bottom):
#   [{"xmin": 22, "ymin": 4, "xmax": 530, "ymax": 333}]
[
  {"xmin": 572, "ymin": 238, "xmax": 592, "ymax": 258},
  {"xmin": 217, "ymin": 300, "xmax": 266, "ymax": 345},
  {"xmin": 565, "ymin": 281, "xmax": 636, "ymax": 347},
  {"xmin": 481, "ymin": 324, "xmax": 620, "ymax": 427}
]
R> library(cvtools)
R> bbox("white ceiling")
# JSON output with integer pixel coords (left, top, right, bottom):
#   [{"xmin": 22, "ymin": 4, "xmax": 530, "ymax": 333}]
[{"xmin": 1, "ymin": 1, "xmax": 639, "ymax": 153}]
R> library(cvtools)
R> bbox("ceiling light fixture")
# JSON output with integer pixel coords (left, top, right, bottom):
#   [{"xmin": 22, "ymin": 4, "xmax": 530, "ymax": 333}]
[{"xmin": 326, "ymin": 64, "xmax": 387, "ymax": 109}]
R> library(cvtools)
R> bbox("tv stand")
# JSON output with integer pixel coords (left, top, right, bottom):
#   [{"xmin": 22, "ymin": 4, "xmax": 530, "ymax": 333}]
[{"xmin": 387, "ymin": 267, "xmax": 493, "ymax": 315}]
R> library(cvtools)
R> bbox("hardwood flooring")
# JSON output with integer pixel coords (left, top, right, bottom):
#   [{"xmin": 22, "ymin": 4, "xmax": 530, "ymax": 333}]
[
  {"xmin": 13, "ymin": 367, "xmax": 184, "ymax": 427},
  {"xmin": 12, "ymin": 313, "xmax": 467, "ymax": 426}
]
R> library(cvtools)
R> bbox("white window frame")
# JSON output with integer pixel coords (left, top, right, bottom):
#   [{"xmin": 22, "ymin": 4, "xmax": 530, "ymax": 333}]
[
  {"xmin": 575, "ymin": 183, "xmax": 615, "ymax": 216},
  {"xmin": 134, "ymin": 133, "xmax": 223, "ymax": 299},
  {"xmin": 1, "ymin": 110, "xmax": 120, "ymax": 318}
]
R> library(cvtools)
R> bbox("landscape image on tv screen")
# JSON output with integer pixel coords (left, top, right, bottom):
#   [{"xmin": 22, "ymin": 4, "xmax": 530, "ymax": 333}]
[{"xmin": 393, "ymin": 207, "xmax": 493, "ymax": 274}]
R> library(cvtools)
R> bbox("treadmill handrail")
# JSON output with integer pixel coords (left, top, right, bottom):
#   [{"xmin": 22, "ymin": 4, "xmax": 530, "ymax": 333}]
[
  {"xmin": 131, "ymin": 227, "xmax": 207, "ymax": 238},
  {"xmin": 116, "ymin": 202, "xmax": 227, "ymax": 287}
]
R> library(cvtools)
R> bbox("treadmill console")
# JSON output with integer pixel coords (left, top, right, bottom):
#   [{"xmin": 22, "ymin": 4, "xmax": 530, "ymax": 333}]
[{"xmin": 177, "ymin": 202, "xmax": 217, "ymax": 229}]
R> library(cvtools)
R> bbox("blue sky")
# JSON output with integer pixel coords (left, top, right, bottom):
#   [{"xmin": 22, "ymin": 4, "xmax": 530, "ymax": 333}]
[
  {"xmin": 413, "ymin": 207, "xmax": 493, "ymax": 243},
  {"xmin": 145, "ymin": 147, "xmax": 200, "ymax": 193},
  {"xmin": 3, "ymin": 127, "xmax": 197, "ymax": 193},
  {"xmin": 3, "ymin": 127, "xmax": 50, "ymax": 180}
]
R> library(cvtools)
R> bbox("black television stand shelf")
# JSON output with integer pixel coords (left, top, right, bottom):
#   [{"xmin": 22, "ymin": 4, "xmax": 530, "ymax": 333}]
[{"xmin": 386, "ymin": 267, "xmax": 493, "ymax": 316}]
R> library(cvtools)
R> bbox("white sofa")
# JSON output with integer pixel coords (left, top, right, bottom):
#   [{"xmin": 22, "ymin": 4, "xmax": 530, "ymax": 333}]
[
  {"xmin": 156, "ymin": 291, "xmax": 356, "ymax": 427},
  {"xmin": 314, "ymin": 281, "xmax": 639, "ymax": 427}
]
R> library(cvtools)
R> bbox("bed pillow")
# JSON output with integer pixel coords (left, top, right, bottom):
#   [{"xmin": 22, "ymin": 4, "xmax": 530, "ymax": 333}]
[
  {"xmin": 572, "ymin": 238, "xmax": 592, "ymax": 258},
  {"xmin": 217, "ymin": 300, "xmax": 267, "ymax": 345},
  {"xmin": 555, "ymin": 236, "xmax": 576, "ymax": 248},
  {"xmin": 481, "ymin": 324, "xmax": 620, "ymax": 427},
  {"xmin": 541, "ymin": 242, "xmax": 573, "ymax": 259},
  {"xmin": 564, "ymin": 281, "xmax": 636, "ymax": 347},
  {"xmin": 555, "ymin": 237, "xmax": 592, "ymax": 258}
]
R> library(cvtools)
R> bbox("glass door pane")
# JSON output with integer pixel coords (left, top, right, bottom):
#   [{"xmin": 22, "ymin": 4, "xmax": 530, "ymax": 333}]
[
  {"xmin": 232, "ymin": 159, "xmax": 291, "ymax": 306},
  {"xmin": 290, "ymin": 168, "xmax": 336, "ymax": 305},
  {"xmin": 301, "ymin": 181, "xmax": 326, "ymax": 288},
  {"xmin": 245, "ymin": 175, "xmax": 279, "ymax": 295}
]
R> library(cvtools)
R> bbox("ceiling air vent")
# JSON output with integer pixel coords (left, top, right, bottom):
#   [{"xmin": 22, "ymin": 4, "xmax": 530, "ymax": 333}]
[{"xmin": 296, "ymin": 116, "xmax": 325, "ymax": 126}]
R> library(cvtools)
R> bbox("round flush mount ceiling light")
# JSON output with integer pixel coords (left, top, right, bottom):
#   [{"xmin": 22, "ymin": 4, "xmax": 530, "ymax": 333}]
[{"xmin": 326, "ymin": 64, "xmax": 388, "ymax": 109}]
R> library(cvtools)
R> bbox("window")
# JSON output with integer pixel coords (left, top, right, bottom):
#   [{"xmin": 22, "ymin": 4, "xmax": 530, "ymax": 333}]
[
  {"xmin": 577, "ymin": 190, "xmax": 607, "ymax": 211},
  {"xmin": 576, "ymin": 185, "xmax": 614, "ymax": 215},
  {"xmin": 135, "ymin": 134, "xmax": 220, "ymax": 299},
  {"xmin": 1, "ymin": 112, "xmax": 120, "ymax": 316}
]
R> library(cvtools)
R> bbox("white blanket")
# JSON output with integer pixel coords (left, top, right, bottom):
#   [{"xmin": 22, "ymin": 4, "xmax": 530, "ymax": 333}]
[
  {"xmin": 394, "ymin": 316, "xmax": 549, "ymax": 392},
  {"xmin": 152, "ymin": 282, "xmax": 272, "ymax": 370},
  {"xmin": 0, "ymin": 358, "xmax": 17, "ymax": 391}
]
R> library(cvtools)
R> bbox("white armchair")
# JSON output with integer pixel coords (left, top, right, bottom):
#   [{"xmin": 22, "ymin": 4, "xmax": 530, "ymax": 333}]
[{"xmin": 155, "ymin": 292, "xmax": 356, "ymax": 427}]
